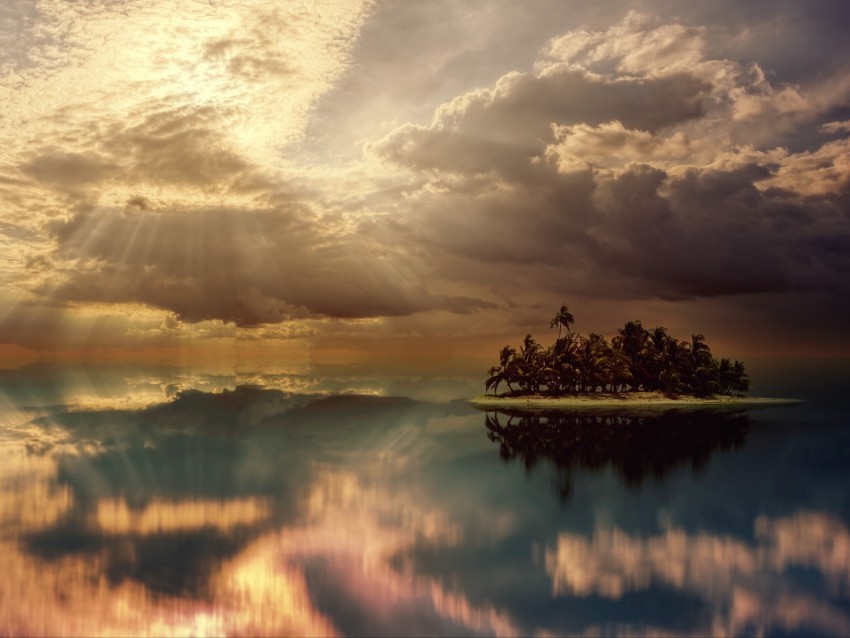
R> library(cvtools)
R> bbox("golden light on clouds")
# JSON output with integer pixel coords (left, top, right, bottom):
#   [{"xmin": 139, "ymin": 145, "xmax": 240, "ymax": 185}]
[
  {"xmin": 0, "ymin": 0, "xmax": 373, "ymax": 158},
  {"xmin": 0, "ymin": 0, "xmax": 383, "ymax": 355},
  {"xmin": 0, "ymin": 1, "xmax": 849, "ymax": 358}
]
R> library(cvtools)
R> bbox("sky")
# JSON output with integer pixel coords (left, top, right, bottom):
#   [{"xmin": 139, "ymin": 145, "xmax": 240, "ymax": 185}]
[{"xmin": 1, "ymin": 0, "xmax": 849, "ymax": 364}]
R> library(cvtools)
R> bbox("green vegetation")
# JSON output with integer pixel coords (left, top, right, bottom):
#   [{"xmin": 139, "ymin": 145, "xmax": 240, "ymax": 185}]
[{"xmin": 485, "ymin": 305, "xmax": 750, "ymax": 397}]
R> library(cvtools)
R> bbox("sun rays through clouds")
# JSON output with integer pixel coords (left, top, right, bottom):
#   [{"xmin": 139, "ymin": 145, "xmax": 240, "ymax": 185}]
[{"xmin": 0, "ymin": 1, "xmax": 849, "ymax": 358}]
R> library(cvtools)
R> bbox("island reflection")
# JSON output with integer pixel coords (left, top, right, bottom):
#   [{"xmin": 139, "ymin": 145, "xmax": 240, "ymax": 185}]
[{"xmin": 484, "ymin": 409, "xmax": 752, "ymax": 501}]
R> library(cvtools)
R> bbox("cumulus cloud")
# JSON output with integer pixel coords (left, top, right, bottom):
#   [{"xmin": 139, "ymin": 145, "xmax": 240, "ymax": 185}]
[
  {"xmin": 371, "ymin": 67, "xmax": 710, "ymax": 177},
  {"xmin": 821, "ymin": 120, "xmax": 850, "ymax": 135},
  {"xmin": 369, "ymin": 11, "xmax": 850, "ymax": 306},
  {"xmin": 544, "ymin": 121, "xmax": 694, "ymax": 171}
]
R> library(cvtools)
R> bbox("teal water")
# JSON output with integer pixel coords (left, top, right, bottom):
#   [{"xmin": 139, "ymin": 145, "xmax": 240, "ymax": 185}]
[{"xmin": 0, "ymin": 363, "xmax": 848, "ymax": 636}]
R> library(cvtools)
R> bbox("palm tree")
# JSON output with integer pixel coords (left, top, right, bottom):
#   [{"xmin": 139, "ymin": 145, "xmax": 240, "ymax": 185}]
[
  {"xmin": 518, "ymin": 334, "xmax": 543, "ymax": 394},
  {"xmin": 549, "ymin": 305, "xmax": 575, "ymax": 339},
  {"xmin": 690, "ymin": 334, "xmax": 710, "ymax": 357},
  {"xmin": 485, "ymin": 346, "xmax": 517, "ymax": 395},
  {"xmin": 685, "ymin": 334, "xmax": 718, "ymax": 396},
  {"xmin": 579, "ymin": 333, "xmax": 611, "ymax": 392},
  {"xmin": 658, "ymin": 367, "xmax": 684, "ymax": 395},
  {"xmin": 731, "ymin": 360, "xmax": 750, "ymax": 394},
  {"xmin": 717, "ymin": 358, "xmax": 734, "ymax": 394},
  {"xmin": 613, "ymin": 321, "xmax": 651, "ymax": 391},
  {"xmin": 608, "ymin": 350, "xmax": 632, "ymax": 393},
  {"xmin": 551, "ymin": 333, "xmax": 581, "ymax": 393},
  {"xmin": 485, "ymin": 366, "xmax": 506, "ymax": 396}
]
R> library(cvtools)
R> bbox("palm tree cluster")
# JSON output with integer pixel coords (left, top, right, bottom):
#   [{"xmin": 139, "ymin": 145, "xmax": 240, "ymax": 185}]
[{"xmin": 485, "ymin": 305, "xmax": 750, "ymax": 397}]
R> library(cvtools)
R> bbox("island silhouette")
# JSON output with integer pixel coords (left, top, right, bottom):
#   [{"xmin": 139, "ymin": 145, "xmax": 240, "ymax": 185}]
[
  {"xmin": 483, "ymin": 408, "xmax": 753, "ymax": 502},
  {"xmin": 483, "ymin": 305, "xmax": 750, "ymax": 398}
]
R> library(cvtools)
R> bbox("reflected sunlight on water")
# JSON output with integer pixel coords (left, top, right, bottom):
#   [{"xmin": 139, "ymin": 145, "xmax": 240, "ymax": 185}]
[
  {"xmin": 0, "ymin": 445, "xmax": 73, "ymax": 534},
  {"xmin": 0, "ymin": 409, "xmax": 517, "ymax": 636},
  {"xmin": 97, "ymin": 498, "xmax": 272, "ymax": 535},
  {"xmin": 0, "ymin": 365, "xmax": 848, "ymax": 636}
]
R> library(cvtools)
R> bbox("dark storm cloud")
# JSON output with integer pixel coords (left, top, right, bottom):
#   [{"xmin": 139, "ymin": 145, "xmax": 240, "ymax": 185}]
[
  {"xmin": 588, "ymin": 163, "xmax": 832, "ymax": 298},
  {"xmin": 366, "ymin": 11, "xmax": 850, "ymax": 305},
  {"xmin": 381, "ymin": 149, "xmax": 849, "ymax": 302},
  {"xmin": 44, "ymin": 203, "xmax": 490, "ymax": 325}
]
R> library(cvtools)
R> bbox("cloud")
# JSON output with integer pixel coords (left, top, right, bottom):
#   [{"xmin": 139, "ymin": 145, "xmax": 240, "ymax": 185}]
[
  {"xmin": 21, "ymin": 151, "xmax": 117, "ymax": 189},
  {"xmin": 2, "ymin": 2, "xmax": 850, "ymax": 347},
  {"xmin": 1, "ymin": 1, "xmax": 508, "ymax": 332},
  {"xmin": 540, "ymin": 11, "xmax": 708, "ymax": 77},
  {"xmin": 98, "ymin": 106, "xmax": 256, "ymax": 191},
  {"xmin": 41, "ymin": 202, "xmax": 490, "ymax": 326},
  {"xmin": 371, "ymin": 67, "xmax": 711, "ymax": 177},
  {"xmin": 366, "ymin": 11, "xmax": 850, "ymax": 306},
  {"xmin": 5, "ymin": 102, "xmax": 498, "ymax": 332},
  {"xmin": 18, "ymin": 104, "xmax": 266, "ymax": 201},
  {"xmin": 821, "ymin": 120, "xmax": 850, "ymax": 135}
]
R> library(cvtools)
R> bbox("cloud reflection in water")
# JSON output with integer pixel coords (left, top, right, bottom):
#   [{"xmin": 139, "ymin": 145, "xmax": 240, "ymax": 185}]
[
  {"xmin": 0, "ymin": 376, "xmax": 847, "ymax": 636},
  {"xmin": 546, "ymin": 512, "xmax": 850, "ymax": 636},
  {"xmin": 0, "ymin": 384, "xmax": 519, "ymax": 636}
]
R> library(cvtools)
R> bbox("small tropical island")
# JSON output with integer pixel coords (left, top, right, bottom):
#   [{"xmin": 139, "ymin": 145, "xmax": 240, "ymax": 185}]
[{"xmin": 471, "ymin": 305, "xmax": 800, "ymax": 410}]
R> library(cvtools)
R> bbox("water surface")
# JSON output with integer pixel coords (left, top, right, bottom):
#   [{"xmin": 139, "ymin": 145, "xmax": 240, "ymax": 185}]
[{"xmin": 0, "ymin": 363, "xmax": 848, "ymax": 636}]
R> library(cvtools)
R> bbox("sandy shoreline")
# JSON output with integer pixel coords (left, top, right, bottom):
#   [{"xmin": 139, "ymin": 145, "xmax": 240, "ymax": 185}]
[{"xmin": 469, "ymin": 392, "xmax": 802, "ymax": 412}]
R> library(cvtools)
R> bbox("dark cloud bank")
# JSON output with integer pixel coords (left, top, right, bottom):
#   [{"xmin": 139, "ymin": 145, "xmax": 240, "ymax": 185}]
[{"xmin": 365, "ymin": 14, "xmax": 850, "ymax": 306}]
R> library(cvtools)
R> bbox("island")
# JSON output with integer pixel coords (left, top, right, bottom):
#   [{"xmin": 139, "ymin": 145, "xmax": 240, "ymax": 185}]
[
  {"xmin": 470, "ymin": 392, "xmax": 801, "ymax": 412},
  {"xmin": 473, "ymin": 305, "xmax": 800, "ymax": 411}
]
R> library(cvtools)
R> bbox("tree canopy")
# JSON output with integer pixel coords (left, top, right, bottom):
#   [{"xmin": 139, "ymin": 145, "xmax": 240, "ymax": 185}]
[{"xmin": 485, "ymin": 306, "xmax": 750, "ymax": 397}]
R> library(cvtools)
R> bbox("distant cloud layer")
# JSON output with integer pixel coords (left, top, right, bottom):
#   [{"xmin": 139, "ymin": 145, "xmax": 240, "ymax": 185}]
[{"xmin": 0, "ymin": 0, "xmax": 848, "ymax": 350}]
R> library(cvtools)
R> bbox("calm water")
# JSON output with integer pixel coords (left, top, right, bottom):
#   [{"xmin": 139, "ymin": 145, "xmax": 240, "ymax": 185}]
[{"xmin": 0, "ymin": 363, "xmax": 849, "ymax": 636}]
